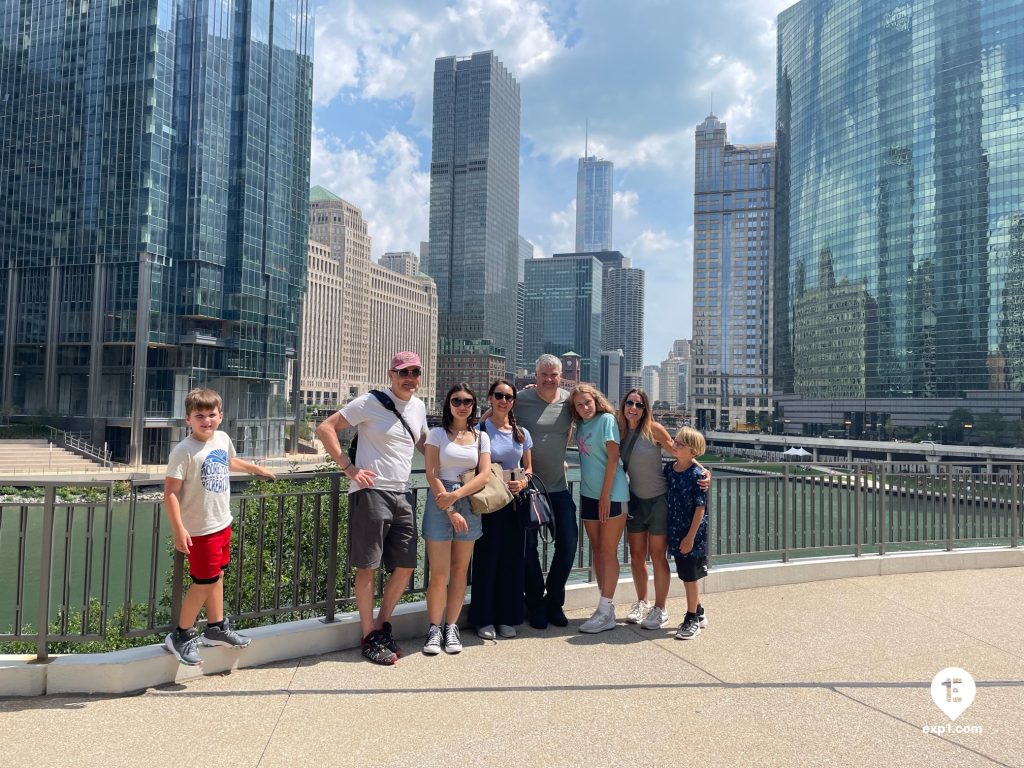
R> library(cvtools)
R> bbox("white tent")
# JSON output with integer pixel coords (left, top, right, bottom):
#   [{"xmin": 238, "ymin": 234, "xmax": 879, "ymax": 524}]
[{"xmin": 783, "ymin": 447, "xmax": 812, "ymax": 458}]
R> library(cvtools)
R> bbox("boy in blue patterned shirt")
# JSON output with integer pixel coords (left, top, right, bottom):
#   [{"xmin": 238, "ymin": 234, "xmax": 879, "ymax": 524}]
[{"xmin": 664, "ymin": 426, "xmax": 709, "ymax": 640}]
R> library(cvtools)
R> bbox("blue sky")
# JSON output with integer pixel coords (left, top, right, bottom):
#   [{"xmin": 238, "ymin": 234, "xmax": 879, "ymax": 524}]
[{"xmin": 309, "ymin": 0, "xmax": 793, "ymax": 366}]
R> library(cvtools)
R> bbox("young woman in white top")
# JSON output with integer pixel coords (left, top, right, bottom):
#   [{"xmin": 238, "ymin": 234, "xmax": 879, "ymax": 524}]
[{"xmin": 422, "ymin": 383, "xmax": 492, "ymax": 655}]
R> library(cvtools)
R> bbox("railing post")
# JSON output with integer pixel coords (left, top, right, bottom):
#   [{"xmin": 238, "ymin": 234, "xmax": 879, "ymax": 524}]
[
  {"xmin": 878, "ymin": 464, "xmax": 887, "ymax": 556},
  {"xmin": 170, "ymin": 552, "xmax": 184, "ymax": 629},
  {"xmin": 1012, "ymin": 464, "xmax": 1020, "ymax": 549},
  {"xmin": 322, "ymin": 472, "xmax": 340, "ymax": 623},
  {"xmin": 35, "ymin": 485, "xmax": 56, "ymax": 662},
  {"xmin": 853, "ymin": 465, "xmax": 863, "ymax": 557},
  {"xmin": 781, "ymin": 464, "xmax": 790, "ymax": 563},
  {"xmin": 946, "ymin": 467, "xmax": 954, "ymax": 552}
]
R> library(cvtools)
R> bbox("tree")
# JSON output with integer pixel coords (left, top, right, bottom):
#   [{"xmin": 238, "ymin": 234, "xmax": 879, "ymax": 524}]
[{"xmin": 945, "ymin": 408, "xmax": 973, "ymax": 444}]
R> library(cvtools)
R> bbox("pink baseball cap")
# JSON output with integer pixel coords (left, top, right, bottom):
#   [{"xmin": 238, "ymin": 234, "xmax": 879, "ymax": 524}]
[{"xmin": 390, "ymin": 351, "xmax": 422, "ymax": 370}]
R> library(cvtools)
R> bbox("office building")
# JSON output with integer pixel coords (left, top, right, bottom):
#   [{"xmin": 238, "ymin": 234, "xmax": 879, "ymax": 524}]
[
  {"xmin": 0, "ymin": 1, "xmax": 313, "ymax": 464},
  {"xmin": 380, "ymin": 251, "xmax": 419, "ymax": 277},
  {"xmin": 600, "ymin": 349, "xmax": 625, "ymax": 406},
  {"xmin": 691, "ymin": 114, "xmax": 774, "ymax": 432},
  {"xmin": 301, "ymin": 188, "xmax": 438, "ymax": 410},
  {"xmin": 554, "ymin": 250, "xmax": 644, "ymax": 391},
  {"xmin": 774, "ymin": 0, "xmax": 1024, "ymax": 439},
  {"xmin": 523, "ymin": 256, "xmax": 602, "ymax": 383},
  {"xmin": 427, "ymin": 51, "xmax": 520, "ymax": 377},
  {"xmin": 576, "ymin": 156, "xmax": 614, "ymax": 252},
  {"xmin": 642, "ymin": 365, "xmax": 661, "ymax": 401}
]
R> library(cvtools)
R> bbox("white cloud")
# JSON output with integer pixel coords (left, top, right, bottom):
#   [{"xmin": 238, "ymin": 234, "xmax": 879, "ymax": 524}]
[
  {"xmin": 612, "ymin": 190, "xmax": 638, "ymax": 220},
  {"xmin": 629, "ymin": 229, "xmax": 683, "ymax": 255},
  {"xmin": 309, "ymin": 126, "xmax": 430, "ymax": 257}
]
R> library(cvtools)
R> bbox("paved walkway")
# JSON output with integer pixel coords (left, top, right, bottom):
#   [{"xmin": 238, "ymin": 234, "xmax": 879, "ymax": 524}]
[{"xmin": 3, "ymin": 568, "xmax": 1022, "ymax": 768}]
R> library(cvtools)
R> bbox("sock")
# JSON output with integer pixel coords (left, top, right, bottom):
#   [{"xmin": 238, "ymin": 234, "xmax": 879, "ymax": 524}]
[
  {"xmin": 207, "ymin": 620, "xmax": 224, "ymax": 630},
  {"xmin": 684, "ymin": 611, "xmax": 696, "ymax": 621},
  {"xmin": 176, "ymin": 626, "xmax": 192, "ymax": 634},
  {"xmin": 598, "ymin": 596, "xmax": 613, "ymax": 611},
  {"xmin": 696, "ymin": 604, "xmax": 704, "ymax": 615}
]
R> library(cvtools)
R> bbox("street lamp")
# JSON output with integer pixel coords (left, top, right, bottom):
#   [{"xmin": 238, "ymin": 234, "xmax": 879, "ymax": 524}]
[
  {"xmin": 938, "ymin": 425, "xmax": 944, "ymax": 444},
  {"xmin": 963, "ymin": 423, "xmax": 973, "ymax": 445},
  {"xmin": 844, "ymin": 419, "xmax": 852, "ymax": 440}
]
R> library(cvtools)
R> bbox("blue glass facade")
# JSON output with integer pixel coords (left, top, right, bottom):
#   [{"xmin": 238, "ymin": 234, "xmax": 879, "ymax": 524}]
[
  {"xmin": 774, "ymin": 0, "xmax": 1024, "ymax": 436},
  {"xmin": 523, "ymin": 256, "xmax": 602, "ymax": 383},
  {"xmin": 0, "ymin": 0, "xmax": 313, "ymax": 463},
  {"xmin": 576, "ymin": 156, "xmax": 613, "ymax": 252}
]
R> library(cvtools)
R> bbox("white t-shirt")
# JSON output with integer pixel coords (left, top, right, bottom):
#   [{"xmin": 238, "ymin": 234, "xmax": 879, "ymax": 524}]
[
  {"xmin": 339, "ymin": 389, "xmax": 428, "ymax": 494},
  {"xmin": 426, "ymin": 427, "xmax": 491, "ymax": 482},
  {"xmin": 165, "ymin": 431, "xmax": 237, "ymax": 537}
]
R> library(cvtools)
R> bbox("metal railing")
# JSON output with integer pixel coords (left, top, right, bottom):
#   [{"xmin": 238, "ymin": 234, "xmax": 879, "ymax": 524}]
[
  {"xmin": 45, "ymin": 426, "xmax": 117, "ymax": 468},
  {"xmin": 1, "ymin": 463, "xmax": 1020, "ymax": 660}
]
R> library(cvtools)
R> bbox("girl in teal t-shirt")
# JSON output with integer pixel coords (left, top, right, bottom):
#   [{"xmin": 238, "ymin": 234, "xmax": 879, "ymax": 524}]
[{"xmin": 569, "ymin": 383, "xmax": 630, "ymax": 634}]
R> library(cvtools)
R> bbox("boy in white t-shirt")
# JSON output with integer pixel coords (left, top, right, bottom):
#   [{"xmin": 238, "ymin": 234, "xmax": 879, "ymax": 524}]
[{"xmin": 163, "ymin": 388, "xmax": 275, "ymax": 665}]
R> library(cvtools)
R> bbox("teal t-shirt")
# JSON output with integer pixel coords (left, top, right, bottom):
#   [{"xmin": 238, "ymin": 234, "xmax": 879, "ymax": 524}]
[{"xmin": 575, "ymin": 412, "xmax": 630, "ymax": 502}]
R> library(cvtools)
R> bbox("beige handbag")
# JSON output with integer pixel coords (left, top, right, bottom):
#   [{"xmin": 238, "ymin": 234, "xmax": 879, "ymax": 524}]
[{"xmin": 458, "ymin": 461, "xmax": 514, "ymax": 515}]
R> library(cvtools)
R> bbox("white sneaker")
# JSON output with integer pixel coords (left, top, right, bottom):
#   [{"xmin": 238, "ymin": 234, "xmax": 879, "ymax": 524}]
[
  {"xmin": 640, "ymin": 606, "xmax": 668, "ymax": 629},
  {"xmin": 497, "ymin": 624, "xmax": 517, "ymax": 638},
  {"xmin": 477, "ymin": 624, "xmax": 496, "ymax": 640},
  {"xmin": 625, "ymin": 600, "xmax": 650, "ymax": 624},
  {"xmin": 578, "ymin": 607, "xmax": 616, "ymax": 634}
]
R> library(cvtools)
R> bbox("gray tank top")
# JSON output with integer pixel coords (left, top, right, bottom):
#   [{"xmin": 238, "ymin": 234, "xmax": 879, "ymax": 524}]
[{"xmin": 621, "ymin": 428, "xmax": 667, "ymax": 499}]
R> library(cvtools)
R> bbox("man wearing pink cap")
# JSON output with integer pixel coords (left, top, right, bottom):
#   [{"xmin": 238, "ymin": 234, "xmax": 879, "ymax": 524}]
[{"xmin": 317, "ymin": 351, "xmax": 429, "ymax": 664}]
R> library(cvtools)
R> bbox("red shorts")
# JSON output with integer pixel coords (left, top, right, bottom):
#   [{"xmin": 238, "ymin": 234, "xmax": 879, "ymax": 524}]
[{"xmin": 187, "ymin": 525, "xmax": 232, "ymax": 583}]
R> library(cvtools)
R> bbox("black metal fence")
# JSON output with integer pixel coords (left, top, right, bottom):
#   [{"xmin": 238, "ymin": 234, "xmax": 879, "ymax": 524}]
[{"xmin": 1, "ymin": 463, "xmax": 1020, "ymax": 661}]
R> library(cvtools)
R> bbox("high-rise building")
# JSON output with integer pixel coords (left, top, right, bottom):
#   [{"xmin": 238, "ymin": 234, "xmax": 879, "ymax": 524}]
[
  {"xmin": 302, "ymin": 188, "xmax": 438, "ymax": 410},
  {"xmin": 380, "ymin": 251, "xmax": 419, "ymax": 277},
  {"xmin": 0, "ymin": 1, "xmax": 313, "ymax": 464},
  {"xmin": 308, "ymin": 188, "xmax": 371, "ymax": 398},
  {"xmin": 523, "ymin": 256, "xmax": 603, "ymax": 383},
  {"xmin": 554, "ymin": 250, "xmax": 644, "ymax": 392},
  {"xmin": 774, "ymin": 0, "xmax": 1024, "ymax": 438},
  {"xmin": 641, "ymin": 365, "xmax": 661, "ymax": 401},
  {"xmin": 576, "ymin": 156, "xmax": 613, "ymax": 252},
  {"xmin": 691, "ymin": 114, "xmax": 774, "ymax": 432},
  {"xmin": 427, "ymin": 51, "xmax": 520, "ymax": 379},
  {"xmin": 659, "ymin": 357, "xmax": 681, "ymax": 410},
  {"xmin": 600, "ymin": 349, "xmax": 625, "ymax": 406}
]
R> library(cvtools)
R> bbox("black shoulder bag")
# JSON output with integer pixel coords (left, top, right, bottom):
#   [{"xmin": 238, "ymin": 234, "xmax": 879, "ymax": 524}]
[{"xmin": 347, "ymin": 389, "xmax": 417, "ymax": 464}]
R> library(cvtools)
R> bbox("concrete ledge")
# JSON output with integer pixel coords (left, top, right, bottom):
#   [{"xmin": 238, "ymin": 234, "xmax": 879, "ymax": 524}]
[{"xmin": 4, "ymin": 547, "xmax": 1022, "ymax": 697}]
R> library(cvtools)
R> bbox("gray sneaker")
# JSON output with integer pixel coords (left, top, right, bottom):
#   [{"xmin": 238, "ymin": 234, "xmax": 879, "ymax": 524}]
[
  {"xmin": 674, "ymin": 614, "xmax": 702, "ymax": 641},
  {"xmin": 640, "ymin": 605, "xmax": 668, "ymax": 630},
  {"xmin": 164, "ymin": 627, "xmax": 203, "ymax": 665},
  {"xmin": 578, "ymin": 607, "xmax": 616, "ymax": 634},
  {"xmin": 201, "ymin": 618, "xmax": 251, "ymax": 648}
]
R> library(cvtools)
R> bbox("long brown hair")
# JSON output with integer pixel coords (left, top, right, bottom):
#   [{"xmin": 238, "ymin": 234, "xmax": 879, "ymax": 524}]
[
  {"xmin": 485, "ymin": 379, "xmax": 525, "ymax": 443},
  {"xmin": 617, "ymin": 389, "xmax": 654, "ymax": 442},
  {"xmin": 441, "ymin": 383, "xmax": 478, "ymax": 438}
]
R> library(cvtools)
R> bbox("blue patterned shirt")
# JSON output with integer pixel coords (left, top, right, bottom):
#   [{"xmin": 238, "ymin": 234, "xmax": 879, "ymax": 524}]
[{"xmin": 664, "ymin": 463, "xmax": 708, "ymax": 559}]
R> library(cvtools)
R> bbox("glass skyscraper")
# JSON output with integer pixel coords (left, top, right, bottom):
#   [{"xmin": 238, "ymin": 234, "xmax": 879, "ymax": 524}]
[
  {"xmin": 691, "ymin": 115, "xmax": 775, "ymax": 432},
  {"xmin": 576, "ymin": 156, "xmax": 613, "ymax": 252},
  {"xmin": 523, "ymin": 256, "xmax": 603, "ymax": 383},
  {"xmin": 427, "ymin": 51, "xmax": 520, "ymax": 376},
  {"xmin": 774, "ymin": 0, "xmax": 1024, "ymax": 438},
  {"xmin": 0, "ymin": 1, "xmax": 313, "ymax": 463}
]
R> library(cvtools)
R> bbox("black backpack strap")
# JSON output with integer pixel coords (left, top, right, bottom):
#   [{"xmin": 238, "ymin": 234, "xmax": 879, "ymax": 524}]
[
  {"xmin": 620, "ymin": 428, "xmax": 642, "ymax": 473},
  {"xmin": 369, "ymin": 389, "xmax": 417, "ymax": 443}
]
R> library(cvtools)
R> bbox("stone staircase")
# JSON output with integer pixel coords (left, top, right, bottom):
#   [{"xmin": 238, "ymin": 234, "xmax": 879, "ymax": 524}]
[{"xmin": 0, "ymin": 439, "xmax": 105, "ymax": 474}]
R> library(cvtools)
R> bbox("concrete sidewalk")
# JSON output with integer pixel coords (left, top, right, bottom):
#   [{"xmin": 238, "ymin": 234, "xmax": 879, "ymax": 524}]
[{"xmin": 3, "ymin": 567, "xmax": 1022, "ymax": 768}]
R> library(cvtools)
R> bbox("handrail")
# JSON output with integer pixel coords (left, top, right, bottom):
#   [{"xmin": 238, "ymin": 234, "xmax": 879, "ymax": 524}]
[
  {"xmin": 44, "ymin": 425, "xmax": 119, "ymax": 468},
  {"xmin": 1, "ymin": 463, "xmax": 1021, "ymax": 661}
]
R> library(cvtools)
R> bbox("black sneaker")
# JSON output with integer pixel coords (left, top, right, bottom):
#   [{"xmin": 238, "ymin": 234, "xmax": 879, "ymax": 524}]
[
  {"xmin": 674, "ymin": 613, "xmax": 702, "ymax": 641},
  {"xmin": 380, "ymin": 621, "xmax": 403, "ymax": 658},
  {"xmin": 361, "ymin": 630, "xmax": 397, "ymax": 665},
  {"xmin": 547, "ymin": 604, "xmax": 569, "ymax": 628},
  {"xmin": 201, "ymin": 618, "xmax": 251, "ymax": 648},
  {"xmin": 696, "ymin": 604, "xmax": 708, "ymax": 628}
]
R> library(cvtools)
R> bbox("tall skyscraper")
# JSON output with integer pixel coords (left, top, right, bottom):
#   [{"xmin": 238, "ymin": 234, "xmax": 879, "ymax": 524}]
[
  {"xmin": 576, "ymin": 156, "xmax": 614, "ymax": 252},
  {"xmin": 691, "ymin": 114, "xmax": 774, "ymax": 432},
  {"xmin": 774, "ymin": 0, "xmax": 1024, "ymax": 438},
  {"xmin": 380, "ymin": 251, "xmax": 419, "ymax": 277},
  {"xmin": 641, "ymin": 365, "xmax": 661, "ymax": 402},
  {"xmin": 427, "ymin": 51, "xmax": 520, "ymax": 378},
  {"xmin": 554, "ymin": 250, "xmax": 644, "ymax": 391},
  {"xmin": 0, "ymin": 1, "xmax": 313, "ymax": 464},
  {"xmin": 523, "ymin": 256, "xmax": 603, "ymax": 383}
]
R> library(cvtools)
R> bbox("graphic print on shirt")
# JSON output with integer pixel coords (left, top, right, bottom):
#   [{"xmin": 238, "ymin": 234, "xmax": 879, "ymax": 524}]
[
  {"xmin": 201, "ymin": 449, "xmax": 231, "ymax": 493},
  {"xmin": 576, "ymin": 430, "xmax": 593, "ymax": 457}
]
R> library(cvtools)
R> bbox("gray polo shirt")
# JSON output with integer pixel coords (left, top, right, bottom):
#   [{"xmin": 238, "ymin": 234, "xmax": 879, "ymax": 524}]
[{"xmin": 515, "ymin": 387, "xmax": 573, "ymax": 492}]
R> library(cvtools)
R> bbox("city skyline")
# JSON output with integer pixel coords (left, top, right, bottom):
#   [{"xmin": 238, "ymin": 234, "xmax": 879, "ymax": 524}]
[{"xmin": 306, "ymin": 0, "xmax": 791, "ymax": 366}]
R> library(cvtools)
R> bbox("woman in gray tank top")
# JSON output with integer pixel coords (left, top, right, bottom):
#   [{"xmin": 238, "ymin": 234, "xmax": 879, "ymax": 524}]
[{"xmin": 617, "ymin": 389, "xmax": 678, "ymax": 630}]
